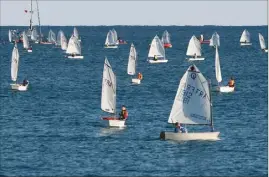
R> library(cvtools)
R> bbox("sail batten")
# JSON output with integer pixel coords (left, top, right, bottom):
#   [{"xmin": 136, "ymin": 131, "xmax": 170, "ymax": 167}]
[
  {"xmin": 168, "ymin": 65, "xmax": 211, "ymax": 125},
  {"xmin": 101, "ymin": 58, "xmax": 116, "ymax": 114}
]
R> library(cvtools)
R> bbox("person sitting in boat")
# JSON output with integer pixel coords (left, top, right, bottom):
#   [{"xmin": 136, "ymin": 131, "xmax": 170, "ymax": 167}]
[
  {"xmin": 153, "ymin": 55, "xmax": 158, "ymax": 61},
  {"xmin": 174, "ymin": 122, "xmax": 187, "ymax": 133},
  {"xmin": 228, "ymin": 77, "xmax": 235, "ymax": 87},
  {"xmin": 194, "ymin": 53, "xmax": 197, "ymax": 58},
  {"xmin": 137, "ymin": 72, "xmax": 143, "ymax": 80},
  {"xmin": 29, "ymin": 46, "xmax": 32, "ymax": 50},
  {"xmin": 117, "ymin": 37, "xmax": 123, "ymax": 43},
  {"xmin": 71, "ymin": 53, "xmax": 75, "ymax": 57},
  {"xmin": 22, "ymin": 79, "xmax": 28, "ymax": 86},
  {"xmin": 119, "ymin": 105, "xmax": 128, "ymax": 120}
]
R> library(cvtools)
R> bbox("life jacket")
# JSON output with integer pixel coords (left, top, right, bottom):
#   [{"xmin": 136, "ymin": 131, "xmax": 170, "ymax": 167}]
[
  {"xmin": 123, "ymin": 110, "xmax": 128, "ymax": 119},
  {"xmin": 138, "ymin": 73, "xmax": 143, "ymax": 80}
]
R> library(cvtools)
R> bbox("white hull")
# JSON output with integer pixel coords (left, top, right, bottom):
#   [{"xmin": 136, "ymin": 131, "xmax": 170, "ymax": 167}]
[
  {"xmin": 148, "ymin": 59, "xmax": 168, "ymax": 63},
  {"xmin": 108, "ymin": 119, "xmax": 126, "ymax": 128},
  {"xmin": 10, "ymin": 82, "xmax": 29, "ymax": 91},
  {"xmin": 104, "ymin": 45, "xmax": 118, "ymax": 48},
  {"xmin": 187, "ymin": 57, "xmax": 205, "ymax": 61},
  {"xmin": 132, "ymin": 78, "xmax": 141, "ymax": 84},
  {"xmin": 67, "ymin": 55, "xmax": 84, "ymax": 59},
  {"xmin": 240, "ymin": 43, "xmax": 252, "ymax": 46},
  {"xmin": 216, "ymin": 86, "xmax": 235, "ymax": 93},
  {"xmin": 160, "ymin": 131, "xmax": 220, "ymax": 141},
  {"xmin": 27, "ymin": 49, "xmax": 32, "ymax": 53},
  {"xmin": 264, "ymin": 49, "xmax": 268, "ymax": 53},
  {"xmin": 35, "ymin": 41, "xmax": 39, "ymax": 44}
]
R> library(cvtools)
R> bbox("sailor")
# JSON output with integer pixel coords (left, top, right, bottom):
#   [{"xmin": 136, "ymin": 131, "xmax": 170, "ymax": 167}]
[
  {"xmin": 119, "ymin": 105, "xmax": 128, "ymax": 120},
  {"xmin": 228, "ymin": 77, "xmax": 235, "ymax": 87},
  {"xmin": 22, "ymin": 79, "xmax": 28, "ymax": 86},
  {"xmin": 137, "ymin": 72, "xmax": 143, "ymax": 80},
  {"xmin": 174, "ymin": 122, "xmax": 187, "ymax": 133},
  {"xmin": 153, "ymin": 55, "xmax": 158, "ymax": 61}
]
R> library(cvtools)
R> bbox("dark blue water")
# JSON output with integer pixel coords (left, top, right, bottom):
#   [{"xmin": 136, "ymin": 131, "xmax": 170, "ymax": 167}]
[{"xmin": 0, "ymin": 26, "xmax": 268, "ymax": 176}]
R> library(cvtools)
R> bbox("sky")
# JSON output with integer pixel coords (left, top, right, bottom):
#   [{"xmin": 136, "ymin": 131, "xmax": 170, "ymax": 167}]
[{"xmin": 0, "ymin": 1, "xmax": 268, "ymax": 26}]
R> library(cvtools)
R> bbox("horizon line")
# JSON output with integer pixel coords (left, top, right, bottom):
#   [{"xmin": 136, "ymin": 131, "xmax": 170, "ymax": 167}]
[{"xmin": 1, "ymin": 25, "xmax": 268, "ymax": 27}]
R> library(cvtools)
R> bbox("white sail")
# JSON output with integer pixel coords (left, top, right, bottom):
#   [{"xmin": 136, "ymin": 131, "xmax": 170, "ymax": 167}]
[
  {"xmin": 31, "ymin": 28, "xmax": 38, "ymax": 41},
  {"xmin": 168, "ymin": 65, "xmax": 211, "ymax": 125},
  {"xmin": 215, "ymin": 46, "xmax": 222, "ymax": 83},
  {"xmin": 161, "ymin": 30, "xmax": 171, "ymax": 44},
  {"xmin": 148, "ymin": 35, "xmax": 165, "ymax": 58},
  {"xmin": 101, "ymin": 58, "xmax": 116, "ymax": 114},
  {"xmin": 105, "ymin": 30, "xmax": 116, "ymax": 45},
  {"xmin": 8, "ymin": 30, "xmax": 12, "ymax": 43},
  {"xmin": 127, "ymin": 43, "xmax": 137, "ymax": 75},
  {"xmin": 48, "ymin": 29, "xmax": 56, "ymax": 43},
  {"xmin": 209, "ymin": 32, "xmax": 220, "ymax": 47},
  {"xmin": 258, "ymin": 33, "xmax": 266, "ymax": 50},
  {"xmin": 186, "ymin": 36, "xmax": 201, "ymax": 56},
  {"xmin": 22, "ymin": 31, "xmax": 29, "ymax": 49},
  {"xmin": 56, "ymin": 30, "xmax": 62, "ymax": 46},
  {"xmin": 60, "ymin": 32, "xmax": 67, "ymax": 50},
  {"xmin": 66, "ymin": 36, "xmax": 81, "ymax": 54},
  {"xmin": 240, "ymin": 29, "xmax": 251, "ymax": 43},
  {"xmin": 111, "ymin": 29, "xmax": 118, "ymax": 43},
  {"xmin": 73, "ymin": 27, "xmax": 79, "ymax": 39},
  {"xmin": 11, "ymin": 43, "xmax": 19, "ymax": 82}
]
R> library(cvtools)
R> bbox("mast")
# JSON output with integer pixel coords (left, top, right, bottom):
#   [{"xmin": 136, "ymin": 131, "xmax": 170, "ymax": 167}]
[
  {"xmin": 36, "ymin": 0, "xmax": 42, "ymax": 42},
  {"xmin": 209, "ymin": 79, "xmax": 214, "ymax": 132},
  {"xmin": 29, "ymin": 0, "xmax": 33, "ymax": 31}
]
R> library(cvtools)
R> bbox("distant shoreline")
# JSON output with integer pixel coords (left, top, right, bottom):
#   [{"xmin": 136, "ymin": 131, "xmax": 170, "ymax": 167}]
[{"xmin": 1, "ymin": 25, "xmax": 268, "ymax": 27}]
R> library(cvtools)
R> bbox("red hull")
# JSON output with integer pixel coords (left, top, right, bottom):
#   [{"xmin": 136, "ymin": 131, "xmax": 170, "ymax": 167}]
[
  {"xmin": 163, "ymin": 43, "xmax": 172, "ymax": 48},
  {"xmin": 200, "ymin": 40, "xmax": 210, "ymax": 44}
]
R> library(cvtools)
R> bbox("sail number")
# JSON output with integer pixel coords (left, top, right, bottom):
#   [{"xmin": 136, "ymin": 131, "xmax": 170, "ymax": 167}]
[{"xmin": 178, "ymin": 84, "xmax": 207, "ymax": 104}]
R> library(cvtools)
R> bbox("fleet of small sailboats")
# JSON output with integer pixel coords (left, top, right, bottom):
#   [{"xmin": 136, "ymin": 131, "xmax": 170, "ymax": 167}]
[
  {"xmin": 258, "ymin": 33, "xmax": 268, "ymax": 53},
  {"xmin": 160, "ymin": 64, "xmax": 220, "ymax": 141},
  {"xmin": 186, "ymin": 35, "xmax": 204, "ymax": 61},
  {"xmin": 101, "ymin": 58, "xmax": 126, "ymax": 128},
  {"xmin": 5, "ymin": 0, "xmax": 267, "ymax": 142},
  {"xmin": 240, "ymin": 29, "xmax": 252, "ymax": 46},
  {"xmin": 148, "ymin": 35, "xmax": 168, "ymax": 63}
]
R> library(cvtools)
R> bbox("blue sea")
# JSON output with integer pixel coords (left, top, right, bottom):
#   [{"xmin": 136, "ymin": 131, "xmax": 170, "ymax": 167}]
[{"xmin": 0, "ymin": 26, "xmax": 268, "ymax": 176}]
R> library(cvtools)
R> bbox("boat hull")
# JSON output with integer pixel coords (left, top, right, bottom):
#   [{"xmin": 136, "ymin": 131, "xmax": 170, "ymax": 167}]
[
  {"xmin": 148, "ymin": 59, "xmax": 168, "ymax": 63},
  {"xmin": 217, "ymin": 86, "xmax": 235, "ymax": 93},
  {"xmin": 10, "ymin": 82, "xmax": 29, "ymax": 91},
  {"xmin": 132, "ymin": 78, "xmax": 141, "ymax": 84},
  {"xmin": 164, "ymin": 43, "xmax": 172, "ymax": 48},
  {"xmin": 264, "ymin": 49, "xmax": 268, "ymax": 53},
  {"xmin": 67, "ymin": 55, "xmax": 84, "ymax": 59},
  {"xmin": 160, "ymin": 131, "xmax": 220, "ymax": 141},
  {"xmin": 27, "ymin": 49, "xmax": 32, "ymax": 53},
  {"xmin": 102, "ymin": 117, "xmax": 126, "ymax": 128},
  {"xmin": 200, "ymin": 40, "xmax": 210, "ymax": 44},
  {"xmin": 240, "ymin": 43, "xmax": 252, "ymax": 46},
  {"xmin": 104, "ymin": 45, "xmax": 118, "ymax": 48},
  {"xmin": 187, "ymin": 57, "xmax": 205, "ymax": 61}
]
